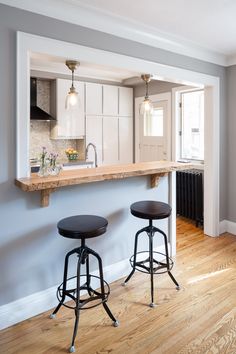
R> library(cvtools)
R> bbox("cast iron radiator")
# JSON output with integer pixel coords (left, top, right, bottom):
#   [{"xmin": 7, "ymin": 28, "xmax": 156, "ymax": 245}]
[{"xmin": 176, "ymin": 170, "xmax": 203, "ymax": 227}]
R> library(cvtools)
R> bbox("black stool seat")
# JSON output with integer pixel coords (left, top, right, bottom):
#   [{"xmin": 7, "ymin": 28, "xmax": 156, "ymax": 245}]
[
  {"xmin": 57, "ymin": 215, "xmax": 108, "ymax": 239},
  {"xmin": 130, "ymin": 201, "xmax": 171, "ymax": 220}
]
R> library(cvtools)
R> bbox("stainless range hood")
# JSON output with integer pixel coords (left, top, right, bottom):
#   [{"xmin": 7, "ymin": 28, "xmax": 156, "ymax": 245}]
[{"xmin": 30, "ymin": 78, "xmax": 55, "ymax": 120}]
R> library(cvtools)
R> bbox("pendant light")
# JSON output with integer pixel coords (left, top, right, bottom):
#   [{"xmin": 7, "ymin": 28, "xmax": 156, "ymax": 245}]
[
  {"xmin": 65, "ymin": 60, "xmax": 79, "ymax": 109},
  {"xmin": 140, "ymin": 74, "xmax": 154, "ymax": 115}
]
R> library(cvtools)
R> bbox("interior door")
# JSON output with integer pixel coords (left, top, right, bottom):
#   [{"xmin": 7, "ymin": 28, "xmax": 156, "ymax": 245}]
[{"xmin": 139, "ymin": 100, "xmax": 169, "ymax": 162}]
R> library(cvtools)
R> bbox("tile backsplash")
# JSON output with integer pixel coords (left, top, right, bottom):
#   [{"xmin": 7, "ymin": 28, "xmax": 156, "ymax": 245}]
[{"xmin": 30, "ymin": 120, "xmax": 79, "ymax": 161}]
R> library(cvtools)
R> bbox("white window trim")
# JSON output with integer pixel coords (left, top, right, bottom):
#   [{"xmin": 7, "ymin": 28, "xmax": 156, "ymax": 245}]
[
  {"xmin": 179, "ymin": 87, "xmax": 204, "ymax": 162},
  {"xmin": 16, "ymin": 32, "xmax": 220, "ymax": 239}
]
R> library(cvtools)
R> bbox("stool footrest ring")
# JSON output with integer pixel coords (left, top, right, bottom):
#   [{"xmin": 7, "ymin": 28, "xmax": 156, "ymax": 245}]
[
  {"xmin": 129, "ymin": 251, "xmax": 174, "ymax": 274},
  {"xmin": 56, "ymin": 274, "xmax": 110, "ymax": 310}
]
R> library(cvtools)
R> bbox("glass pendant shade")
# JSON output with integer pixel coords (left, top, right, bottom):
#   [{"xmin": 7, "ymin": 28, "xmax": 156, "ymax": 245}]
[
  {"xmin": 140, "ymin": 97, "xmax": 154, "ymax": 115},
  {"xmin": 65, "ymin": 60, "xmax": 80, "ymax": 110},
  {"xmin": 65, "ymin": 86, "xmax": 79, "ymax": 110},
  {"xmin": 140, "ymin": 74, "xmax": 153, "ymax": 116}
]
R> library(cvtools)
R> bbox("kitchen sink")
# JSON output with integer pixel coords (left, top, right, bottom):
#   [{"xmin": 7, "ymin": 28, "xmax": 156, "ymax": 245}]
[{"xmin": 62, "ymin": 160, "xmax": 94, "ymax": 170}]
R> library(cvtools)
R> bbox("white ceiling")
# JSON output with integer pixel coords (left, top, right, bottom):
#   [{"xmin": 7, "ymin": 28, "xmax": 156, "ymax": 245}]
[
  {"xmin": 2, "ymin": 0, "xmax": 236, "ymax": 65},
  {"xmin": 74, "ymin": 0, "xmax": 236, "ymax": 56}
]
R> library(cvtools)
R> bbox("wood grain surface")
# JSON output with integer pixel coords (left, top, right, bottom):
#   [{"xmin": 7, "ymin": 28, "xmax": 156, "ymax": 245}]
[
  {"xmin": 1, "ymin": 217, "xmax": 235, "ymax": 354},
  {"xmin": 15, "ymin": 161, "xmax": 193, "ymax": 192},
  {"xmin": 15, "ymin": 161, "xmax": 193, "ymax": 207}
]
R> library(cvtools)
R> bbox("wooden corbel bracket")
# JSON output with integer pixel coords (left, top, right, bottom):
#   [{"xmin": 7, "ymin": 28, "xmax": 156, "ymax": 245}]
[
  {"xmin": 150, "ymin": 173, "xmax": 168, "ymax": 188},
  {"xmin": 41, "ymin": 188, "xmax": 56, "ymax": 207}
]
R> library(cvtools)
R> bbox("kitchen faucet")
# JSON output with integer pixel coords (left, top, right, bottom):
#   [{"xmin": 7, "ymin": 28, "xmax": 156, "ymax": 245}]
[{"xmin": 85, "ymin": 143, "xmax": 98, "ymax": 167}]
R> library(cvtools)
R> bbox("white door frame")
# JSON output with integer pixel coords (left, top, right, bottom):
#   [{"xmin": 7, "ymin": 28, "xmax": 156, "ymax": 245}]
[
  {"xmin": 135, "ymin": 92, "xmax": 171, "ymax": 162},
  {"xmin": 16, "ymin": 32, "xmax": 220, "ymax": 238}
]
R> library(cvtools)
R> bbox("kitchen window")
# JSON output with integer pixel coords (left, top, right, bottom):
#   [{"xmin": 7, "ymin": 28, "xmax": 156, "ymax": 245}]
[{"xmin": 179, "ymin": 89, "xmax": 204, "ymax": 161}]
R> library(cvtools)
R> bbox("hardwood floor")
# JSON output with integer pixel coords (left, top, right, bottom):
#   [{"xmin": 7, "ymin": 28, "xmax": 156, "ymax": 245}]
[{"xmin": 1, "ymin": 217, "xmax": 236, "ymax": 354}]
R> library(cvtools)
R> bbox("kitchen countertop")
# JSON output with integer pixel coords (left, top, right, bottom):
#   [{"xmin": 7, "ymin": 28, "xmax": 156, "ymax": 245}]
[
  {"xmin": 15, "ymin": 161, "xmax": 193, "ymax": 207},
  {"xmin": 30, "ymin": 159, "xmax": 93, "ymax": 167}
]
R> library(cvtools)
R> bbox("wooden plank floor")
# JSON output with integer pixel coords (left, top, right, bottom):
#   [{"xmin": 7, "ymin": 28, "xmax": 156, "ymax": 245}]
[{"xmin": 1, "ymin": 217, "xmax": 236, "ymax": 353}]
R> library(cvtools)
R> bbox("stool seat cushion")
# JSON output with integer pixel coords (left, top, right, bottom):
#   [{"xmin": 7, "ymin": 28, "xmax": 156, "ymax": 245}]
[
  {"xmin": 130, "ymin": 201, "xmax": 171, "ymax": 220},
  {"xmin": 57, "ymin": 215, "xmax": 108, "ymax": 239}
]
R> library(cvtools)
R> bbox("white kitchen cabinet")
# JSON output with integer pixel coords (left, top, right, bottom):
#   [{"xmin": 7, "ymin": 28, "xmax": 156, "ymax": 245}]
[
  {"xmin": 119, "ymin": 87, "xmax": 133, "ymax": 117},
  {"xmin": 103, "ymin": 85, "xmax": 118, "ymax": 116},
  {"xmin": 86, "ymin": 82, "xmax": 102, "ymax": 115},
  {"xmin": 103, "ymin": 117, "xmax": 119, "ymax": 165},
  {"xmin": 50, "ymin": 79, "xmax": 85, "ymax": 139},
  {"xmin": 119, "ymin": 116, "xmax": 133, "ymax": 164},
  {"xmin": 86, "ymin": 115, "xmax": 103, "ymax": 166},
  {"xmin": 85, "ymin": 83, "xmax": 133, "ymax": 166}
]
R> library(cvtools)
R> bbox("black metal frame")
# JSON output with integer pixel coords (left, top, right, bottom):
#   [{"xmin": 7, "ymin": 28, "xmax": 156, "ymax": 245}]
[
  {"xmin": 50, "ymin": 239, "xmax": 118, "ymax": 352},
  {"xmin": 124, "ymin": 220, "xmax": 180, "ymax": 306}
]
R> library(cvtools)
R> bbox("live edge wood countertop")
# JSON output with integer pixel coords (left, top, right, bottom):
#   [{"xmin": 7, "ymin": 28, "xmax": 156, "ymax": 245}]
[{"xmin": 15, "ymin": 161, "xmax": 193, "ymax": 207}]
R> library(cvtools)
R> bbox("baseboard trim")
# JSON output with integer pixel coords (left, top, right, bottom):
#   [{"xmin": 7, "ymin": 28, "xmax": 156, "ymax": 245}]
[
  {"xmin": 0, "ymin": 244, "xmax": 167, "ymax": 331},
  {"xmin": 219, "ymin": 220, "xmax": 236, "ymax": 235}
]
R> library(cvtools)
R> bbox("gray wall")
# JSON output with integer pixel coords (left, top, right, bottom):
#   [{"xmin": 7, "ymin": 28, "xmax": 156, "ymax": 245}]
[
  {"xmin": 226, "ymin": 65, "xmax": 236, "ymax": 221},
  {"xmin": 134, "ymin": 80, "xmax": 180, "ymax": 97},
  {"xmin": 0, "ymin": 4, "xmax": 227, "ymax": 306}
]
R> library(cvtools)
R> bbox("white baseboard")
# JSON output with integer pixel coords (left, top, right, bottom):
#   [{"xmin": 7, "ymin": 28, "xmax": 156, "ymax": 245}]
[
  {"xmin": 0, "ymin": 244, "xmax": 167, "ymax": 331},
  {"xmin": 219, "ymin": 220, "xmax": 227, "ymax": 234},
  {"xmin": 219, "ymin": 220, "xmax": 236, "ymax": 235}
]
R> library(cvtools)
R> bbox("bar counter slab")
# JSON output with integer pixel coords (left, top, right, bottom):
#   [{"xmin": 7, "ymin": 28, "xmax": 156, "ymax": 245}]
[{"xmin": 15, "ymin": 161, "xmax": 193, "ymax": 207}]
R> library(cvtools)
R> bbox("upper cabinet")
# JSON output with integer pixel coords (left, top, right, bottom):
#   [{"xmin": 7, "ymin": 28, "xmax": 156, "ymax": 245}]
[
  {"xmin": 103, "ymin": 85, "xmax": 118, "ymax": 116},
  {"xmin": 51, "ymin": 79, "xmax": 85, "ymax": 139},
  {"xmin": 119, "ymin": 87, "xmax": 133, "ymax": 117},
  {"xmin": 85, "ymin": 82, "xmax": 102, "ymax": 115},
  {"xmin": 85, "ymin": 83, "xmax": 133, "ymax": 117}
]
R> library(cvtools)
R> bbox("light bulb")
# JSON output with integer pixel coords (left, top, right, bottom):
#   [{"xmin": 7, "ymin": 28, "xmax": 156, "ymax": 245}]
[
  {"xmin": 140, "ymin": 98, "xmax": 154, "ymax": 115},
  {"xmin": 69, "ymin": 92, "xmax": 78, "ymax": 106},
  {"xmin": 65, "ymin": 87, "xmax": 79, "ymax": 110}
]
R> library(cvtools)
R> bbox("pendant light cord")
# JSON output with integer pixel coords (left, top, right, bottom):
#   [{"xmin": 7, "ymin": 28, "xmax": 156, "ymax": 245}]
[
  {"xmin": 145, "ymin": 80, "xmax": 149, "ymax": 99},
  {"xmin": 71, "ymin": 69, "xmax": 75, "ymax": 89}
]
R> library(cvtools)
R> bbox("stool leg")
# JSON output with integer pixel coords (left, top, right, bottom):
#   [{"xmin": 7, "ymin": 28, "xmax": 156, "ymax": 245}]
[
  {"xmin": 123, "ymin": 227, "xmax": 147, "ymax": 285},
  {"xmin": 69, "ymin": 251, "xmax": 83, "ymax": 353},
  {"xmin": 85, "ymin": 255, "xmax": 93, "ymax": 296},
  {"xmin": 50, "ymin": 249, "xmax": 76, "ymax": 319},
  {"xmin": 92, "ymin": 250, "xmax": 119, "ymax": 327},
  {"xmin": 162, "ymin": 231, "xmax": 180, "ymax": 290},
  {"xmin": 149, "ymin": 228, "xmax": 155, "ymax": 307}
]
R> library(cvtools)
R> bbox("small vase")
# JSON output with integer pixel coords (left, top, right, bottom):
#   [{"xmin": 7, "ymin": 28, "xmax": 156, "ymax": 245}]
[
  {"xmin": 48, "ymin": 164, "xmax": 62, "ymax": 176},
  {"xmin": 37, "ymin": 160, "xmax": 49, "ymax": 177}
]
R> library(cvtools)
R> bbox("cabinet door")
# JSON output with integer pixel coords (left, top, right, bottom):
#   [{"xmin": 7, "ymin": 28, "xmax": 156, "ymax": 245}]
[
  {"xmin": 119, "ymin": 87, "xmax": 133, "ymax": 117},
  {"xmin": 86, "ymin": 116, "xmax": 103, "ymax": 166},
  {"xmin": 52, "ymin": 79, "xmax": 85, "ymax": 138},
  {"xmin": 103, "ymin": 117, "xmax": 119, "ymax": 165},
  {"xmin": 86, "ymin": 83, "xmax": 102, "ymax": 115},
  {"xmin": 103, "ymin": 85, "xmax": 118, "ymax": 116},
  {"xmin": 119, "ymin": 116, "xmax": 133, "ymax": 164}
]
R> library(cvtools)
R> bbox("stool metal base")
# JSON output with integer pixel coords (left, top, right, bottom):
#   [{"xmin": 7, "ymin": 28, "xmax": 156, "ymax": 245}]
[
  {"xmin": 123, "ymin": 221, "xmax": 180, "ymax": 306},
  {"xmin": 50, "ymin": 241, "xmax": 118, "ymax": 352},
  {"xmin": 129, "ymin": 251, "xmax": 174, "ymax": 274}
]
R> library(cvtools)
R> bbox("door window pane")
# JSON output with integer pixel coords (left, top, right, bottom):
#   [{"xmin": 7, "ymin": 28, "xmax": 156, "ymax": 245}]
[
  {"xmin": 143, "ymin": 107, "xmax": 163, "ymax": 137},
  {"xmin": 181, "ymin": 90, "xmax": 204, "ymax": 160}
]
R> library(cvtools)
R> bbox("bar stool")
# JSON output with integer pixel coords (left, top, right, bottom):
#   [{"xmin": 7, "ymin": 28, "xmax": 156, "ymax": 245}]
[
  {"xmin": 123, "ymin": 201, "xmax": 180, "ymax": 307},
  {"xmin": 50, "ymin": 215, "xmax": 119, "ymax": 353}
]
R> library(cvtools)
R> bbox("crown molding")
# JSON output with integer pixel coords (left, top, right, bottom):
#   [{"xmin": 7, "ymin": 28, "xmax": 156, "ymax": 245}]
[
  {"xmin": 226, "ymin": 54, "xmax": 236, "ymax": 66},
  {"xmin": 1, "ymin": 0, "xmax": 234, "ymax": 66}
]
